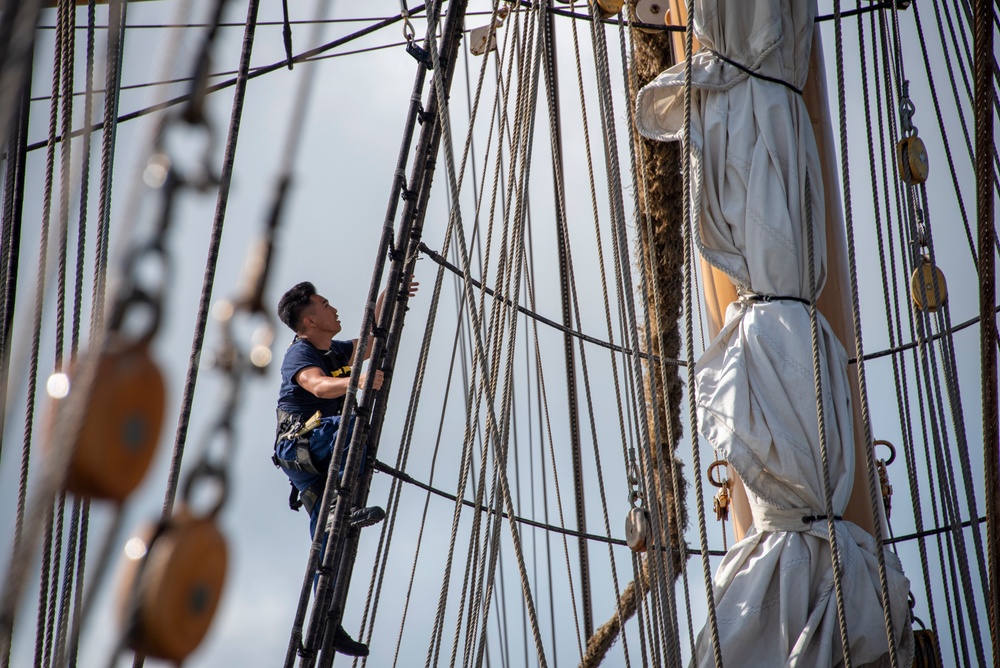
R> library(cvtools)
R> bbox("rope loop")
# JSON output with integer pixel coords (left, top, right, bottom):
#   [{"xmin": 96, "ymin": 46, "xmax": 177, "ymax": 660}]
[{"xmin": 402, "ymin": 13, "xmax": 416, "ymax": 44}]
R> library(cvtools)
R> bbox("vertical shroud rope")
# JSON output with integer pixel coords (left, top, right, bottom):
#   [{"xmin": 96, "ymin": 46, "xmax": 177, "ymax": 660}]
[
  {"xmin": 972, "ymin": 0, "xmax": 1000, "ymax": 662},
  {"xmin": 538, "ymin": 0, "xmax": 592, "ymax": 642},
  {"xmin": 830, "ymin": 3, "xmax": 901, "ymax": 666},
  {"xmin": 4, "ymin": 0, "xmax": 66, "ymax": 661},
  {"xmin": 157, "ymin": 0, "xmax": 260, "ymax": 521},
  {"xmin": 679, "ymin": 0, "xmax": 723, "ymax": 664}
]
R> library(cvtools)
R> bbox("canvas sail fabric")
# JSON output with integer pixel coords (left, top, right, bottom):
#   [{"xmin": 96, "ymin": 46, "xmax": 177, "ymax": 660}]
[{"xmin": 634, "ymin": 1, "xmax": 912, "ymax": 666}]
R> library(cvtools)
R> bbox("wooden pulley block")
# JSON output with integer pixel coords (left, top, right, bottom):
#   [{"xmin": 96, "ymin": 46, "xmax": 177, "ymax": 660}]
[
  {"xmin": 595, "ymin": 0, "xmax": 625, "ymax": 18},
  {"xmin": 632, "ymin": 0, "xmax": 666, "ymax": 32},
  {"xmin": 624, "ymin": 506, "xmax": 650, "ymax": 553},
  {"xmin": 57, "ymin": 341, "xmax": 166, "ymax": 502},
  {"xmin": 118, "ymin": 507, "xmax": 228, "ymax": 663},
  {"xmin": 910, "ymin": 255, "xmax": 948, "ymax": 312},
  {"xmin": 896, "ymin": 135, "xmax": 929, "ymax": 185},
  {"xmin": 911, "ymin": 628, "xmax": 940, "ymax": 667}
]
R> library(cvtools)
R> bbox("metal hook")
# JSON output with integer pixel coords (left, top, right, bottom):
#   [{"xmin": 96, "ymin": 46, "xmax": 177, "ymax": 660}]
[
  {"xmin": 874, "ymin": 439, "xmax": 897, "ymax": 466},
  {"xmin": 707, "ymin": 459, "xmax": 729, "ymax": 488}
]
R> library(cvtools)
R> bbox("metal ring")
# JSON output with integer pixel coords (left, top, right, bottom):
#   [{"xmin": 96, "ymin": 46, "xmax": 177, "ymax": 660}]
[
  {"xmin": 707, "ymin": 459, "xmax": 728, "ymax": 488},
  {"xmin": 874, "ymin": 439, "xmax": 897, "ymax": 466}
]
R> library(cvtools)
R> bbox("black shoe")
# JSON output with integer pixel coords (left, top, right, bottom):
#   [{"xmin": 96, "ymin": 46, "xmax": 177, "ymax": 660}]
[
  {"xmin": 349, "ymin": 505, "xmax": 385, "ymax": 529},
  {"xmin": 332, "ymin": 625, "xmax": 369, "ymax": 657}
]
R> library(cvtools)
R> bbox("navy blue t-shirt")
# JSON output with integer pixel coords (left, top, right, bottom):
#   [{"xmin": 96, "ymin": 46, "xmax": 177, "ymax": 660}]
[{"xmin": 277, "ymin": 338, "xmax": 355, "ymax": 418}]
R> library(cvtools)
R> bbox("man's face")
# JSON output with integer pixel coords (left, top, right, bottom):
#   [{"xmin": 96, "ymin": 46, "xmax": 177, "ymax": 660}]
[{"xmin": 303, "ymin": 293, "xmax": 342, "ymax": 336}]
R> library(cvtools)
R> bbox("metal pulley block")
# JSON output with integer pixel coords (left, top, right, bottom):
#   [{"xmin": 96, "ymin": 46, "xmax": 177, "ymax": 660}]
[
  {"xmin": 118, "ymin": 506, "xmax": 228, "ymax": 663},
  {"xmin": 595, "ymin": 0, "xmax": 625, "ymax": 18},
  {"xmin": 707, "ymin": 459, "xmax": 732, "ymax": 523},
  {"xmin": 875, "ymin": 460, "xmax": 892, "ymax": 519},
  {"xmin": 55, "ymin": 341, "xmax": 166, "ymax": 502},
  {"xmin": 624, "ymin": 506, "xmax": 650, "ymax": 553},
  {"xmin": 910, "ymin": 255, "xmax": 948, "ymax": 312},
  {"xmin": 713, "ymin": 485, "xmax": 731, "ymax": 522},
  {"xmin": 896, "ymin": 134, "xmax": 929, "ymax": 185},
  {"xmin": 631, "ymin": 0, "xmax": 667, "ymax": 32},
  {"xmin": 874, "ymin": 440, "xmax": 896, "ymax": 519}
]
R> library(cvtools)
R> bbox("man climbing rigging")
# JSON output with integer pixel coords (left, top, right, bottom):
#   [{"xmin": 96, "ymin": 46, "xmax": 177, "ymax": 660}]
[{"xmin": 272, "ymin": 279, "xmax": 417, "ymax": 658}]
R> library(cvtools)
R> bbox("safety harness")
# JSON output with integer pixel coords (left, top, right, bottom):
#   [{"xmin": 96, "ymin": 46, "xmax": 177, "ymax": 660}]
[{"xmin": 272, "ymin": 408, "xmax": 325, "ymax": 515}]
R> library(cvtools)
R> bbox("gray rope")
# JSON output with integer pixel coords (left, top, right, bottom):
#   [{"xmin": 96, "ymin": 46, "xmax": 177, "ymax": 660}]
[
  {"xmin": 158, "ymin": 0, "xmax": 261, "ymax": 521},
  {"xmin": 537, "ymin": 4, "xmax": 594, "ymax": 638},
  {"xmin": 357, "ymin": 11, "xmax": 495, "ymax": 661},
  {"xmin": 830, "ymin": 4, "xmax": 900, "ymax": 663},
  {"xmin": 52, "ymin": 496, "xmax": 83, "ymax": 667},
  {"xmin": 1, "ymin": 3, "xmax": 64, "ymax": 660},
  {"xmin": 972, "ymin": 0, "xmax": 1000, "ymax": 656},
  {"xmin": 425, "ymin": 4, "xmax": 548, "ymax": 658},
  {"xmin": 861, "ymin": 7, "xmax": 944, "ymax": 663},
  {"xmin": 586, "ymin": 1, "xmax": 680, "ymax": 659},
  {"xmin": 459, "ymin": 16, "xmax": 541, "ymax": 663},
  {"xmin": 618, "ymin": 9, "xmax": 698, "ymax": 656},
  {"xmin": 425, "ymin": 15, "xmax": 519, "ymax": 663},
  {"xmin": 803, "ymin": 170, "xmax": 854, "ymax": 666},
  {"xmin": 90, "ymin": 0, "xmax": 127, "ymax": 337},
  {"xmin": 678, "ymin": 0, "xmax": 723, "ymax": 663},
  {"xmin": 883, "ymin": 3, "xmax": 989, "ymax": 659},
  {"xmin": 911, "ymin": 0, "xmax": 993, "ymax": 271},
  {"xmin": 54, "ymin": 0, "xmax": 75, "ymax": 370}
]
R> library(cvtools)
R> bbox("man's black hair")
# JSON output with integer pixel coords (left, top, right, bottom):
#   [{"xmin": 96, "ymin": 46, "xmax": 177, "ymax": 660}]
[{"xmin": 277, "ymin": 281, "xmax": 317, "ymax": 333}]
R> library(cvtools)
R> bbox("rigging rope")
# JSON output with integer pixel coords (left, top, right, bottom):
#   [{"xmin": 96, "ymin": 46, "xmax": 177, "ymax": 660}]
[
  {"xmin": 860, "ymin": 6, "xmax": 945, "ymax": 664},
  {"xmin": 678, "ymin": 0, "xmax": 723, "ymax": 663},
  {"xmin": 803, "ymin": 171, "xmax": 855, "ymax": 667},
  {"xmin": 973, "ymin": 0, "xmax": 1000, "ymax": 657},
  {"xmin": 354, "ymin": 3, "xmax": 497, "ymax": 660},
  {"xmin": 884, "ymin": 4, "xmax": 991, "ymax": 663},
  {"xmin": 19, "ymin": 7, "xmax": 429, "ymax": 156},
  {"xmin": 618, "ymin": 12, "xmax": 698, "ymax": 660},
  {"xmin": 419, "ymin": 4, "xmax": 548, "ymax": 664},
  {"xmin": 4, "ymin": 1, "xmax": 65, "ymax": 660},
  {"xmin": 0, "ymin": 5, "xmax": 34, "ymax": 482},
  {"xmin": 156, "ymin": 0, "xmax": 258, "ymax": 527},
  {"xmin": 538, "ymin": 1, "xmax": 592, "ymax": 641},
  {"xmin": 831, "ymin": 3, "xmax": 901, "ymax": 664}
]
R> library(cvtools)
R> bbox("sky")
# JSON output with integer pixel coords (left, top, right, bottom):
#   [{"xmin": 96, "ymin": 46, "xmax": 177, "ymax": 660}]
[{"xmin": 0, "ymin": 1, "xmax": 995, "ymax": 667}]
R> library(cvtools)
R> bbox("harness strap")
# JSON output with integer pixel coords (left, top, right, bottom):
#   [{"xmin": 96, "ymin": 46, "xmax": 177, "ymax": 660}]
[
  {"xmin": 298, "ymin": 480, "xmax": 325, "ymax": 516},
  {"xmin": 272, "ymin": 444, "xmax": 320, "ymax": 474},
  {"xmin": 272, "ymin": 408, "xmax": 323, "ymax": 475}
]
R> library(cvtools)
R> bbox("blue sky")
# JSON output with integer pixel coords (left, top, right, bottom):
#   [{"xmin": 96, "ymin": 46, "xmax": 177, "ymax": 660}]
[{"xmin": 0, "ymin": 1, "xmax": 994, "ymax": 666}]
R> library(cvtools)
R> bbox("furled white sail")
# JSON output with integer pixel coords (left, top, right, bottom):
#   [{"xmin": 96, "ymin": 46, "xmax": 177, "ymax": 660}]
[{"xmin": 635, "ymin": 1, "xmax": 913, "ymax": 665}]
